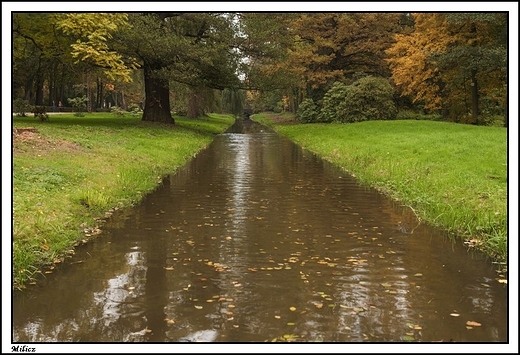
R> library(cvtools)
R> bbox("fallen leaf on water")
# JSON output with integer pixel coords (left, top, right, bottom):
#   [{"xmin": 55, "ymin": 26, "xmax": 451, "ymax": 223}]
[
  {"xmin": 315, "ymin": 303, "xmax": 323, "ymax": 309},
  {"xmin": 401, "ymin": 335, "xmax": 415, "ymax": 341},
  {"xmin": 381, "ymin": 283, "xmax": 392, "ymax": 288},
  {"xmin": 450, "ymin": 313, "xmax": 460, "ymax": 317},
  {"xmin": 275, "ymin": 315, "xmax": 281, "ymax": 319},
  {"xmin": 466, "ymin": 321, "xmax": 482, "ymax": 327},
  {"xmin": 194, "ymin": 305, "xmax": 203, "ymax": 309},
  {"xmin": 497, "ymin": 279, "xmax": 507, "ymax": 284},
  {"xmin": 414, "ymin": 273, "xmax": 423, "ymax": 277},
  {"xmin": 289, "ymin": 307, "xmax": 296, "ymax": 311},
  {"xmin": 287, "ymin": 322, "xmax": 295, "ymax": 326},
  {"xmin": 164, "ymin": 267, "xmax": 174, "ymax": 271}
]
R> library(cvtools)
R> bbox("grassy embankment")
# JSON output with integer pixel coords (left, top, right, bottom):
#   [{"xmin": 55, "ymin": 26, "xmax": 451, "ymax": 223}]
[
  {"xmin": 12, "ymin": 112, "xmax": 234, "ymax": 289},
  {"xmin": 254, "ymin": 112, "xmax": 507, "ymax": 264}
]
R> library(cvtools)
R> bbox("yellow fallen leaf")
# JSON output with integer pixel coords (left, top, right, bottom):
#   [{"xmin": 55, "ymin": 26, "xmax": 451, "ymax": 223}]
[
  {"xmin": 450, "ymin": 313, "xmax": 460, "ymax": 317},
  {"xmin": 194, "ymin": 305, "xmax": 203, "ymax": 309},
  {"xmin": 290, "ymin": 306, "xmax": 296, "ymax": 311},
  {"xmin": 466, "ymin": 321, "xmax": 482, "ymax": 327}
]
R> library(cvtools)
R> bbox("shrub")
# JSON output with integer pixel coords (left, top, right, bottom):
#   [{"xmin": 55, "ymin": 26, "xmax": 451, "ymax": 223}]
[
  {"xmin": 396, "ymin": 110, "xmax": 443, "ymax": 121},
  {"xmin": 110, "ymin": 106, "xmax": 127, "ymax": 117},
  {"xmin": 297, "ymin": 98, "xmax": 319, "ymax": 123},
  {"xmin": 68, "ymin": 96, "xmax": 88, "ymax": 117},
  {"xmin": 127, "ymin": 103, "xmax": 142, "ymax": 117},
  {"xmin": 337, "ymin": 76, "xmax": 397, "ymax": 123},
  {"xmin": 13, "ymin": 99, "xmax": 33, "ymax": 117},
  {"xmin": 319, "ymin": 82, "xmax": 348, "ymax": 123},
  {"xmin": 33, "ymin": 106, "xmax": 49, "ymax": 122}
]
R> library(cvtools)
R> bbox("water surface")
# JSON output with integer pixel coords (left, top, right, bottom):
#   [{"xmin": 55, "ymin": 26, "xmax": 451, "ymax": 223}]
[{"xmin": 13, "ymin": 120, "xmax": 507, "ymax": 343}]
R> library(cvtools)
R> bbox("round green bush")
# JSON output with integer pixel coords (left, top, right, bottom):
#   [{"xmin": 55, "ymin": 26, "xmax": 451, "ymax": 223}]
[
  {"xmin": 297, "ymin": 98, "xmax": 319, "ymax": 123},
  {"xmin": 337, "ymin": 76, "xmax": 397, "ymax": 123}
]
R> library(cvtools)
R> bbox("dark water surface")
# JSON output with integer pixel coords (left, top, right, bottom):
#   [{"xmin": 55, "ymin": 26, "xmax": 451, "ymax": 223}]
[{"xmin": 13, "ymin": 120, "xmax": 507, "ymax": 343}]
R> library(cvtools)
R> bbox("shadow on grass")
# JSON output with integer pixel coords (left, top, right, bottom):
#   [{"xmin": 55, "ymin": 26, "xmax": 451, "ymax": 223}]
[{"xmin": 13, "ymin": 114, "xmax": 232, "ymax": 137}]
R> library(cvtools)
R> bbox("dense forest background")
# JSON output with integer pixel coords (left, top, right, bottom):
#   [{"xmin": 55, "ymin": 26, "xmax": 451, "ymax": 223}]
[{"xmin": 11, "ymin": 11, "xmax": 508, "ymax": 126}]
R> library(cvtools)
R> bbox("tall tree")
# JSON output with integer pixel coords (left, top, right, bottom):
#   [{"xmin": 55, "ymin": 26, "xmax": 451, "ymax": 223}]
[
  {"xmin": 117, "ymin": 13, "xmax": 240, "ymax": 123},
  {"xmin": 386, "ymin": 13, "xmax": 507, "ymax": 123},
  {"xmin": 286, "ymin": 13, "xmax": 403, "ymax": 102},
  {"xmin": 385, "ymin": 14, "xmax": 452, "ymax": 112},
  {"xmin": 13, "ymin": 13, "xmax": 75, "ymax": 105}
]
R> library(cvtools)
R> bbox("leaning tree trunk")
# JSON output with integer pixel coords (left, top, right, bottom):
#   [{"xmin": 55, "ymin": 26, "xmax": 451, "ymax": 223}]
[{"xmin": 142, "ymin": 62, "xmax": 175, "ymax": 124}]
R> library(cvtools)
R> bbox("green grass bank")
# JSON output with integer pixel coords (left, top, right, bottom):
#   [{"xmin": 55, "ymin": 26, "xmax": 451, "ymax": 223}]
[
  {"xmin": 254, "ymin": 112, "xmax": 508, "ymax": 264},
  {"xmin": 12, "ymin": 113, "xmax": 234, "ymax": 289}
]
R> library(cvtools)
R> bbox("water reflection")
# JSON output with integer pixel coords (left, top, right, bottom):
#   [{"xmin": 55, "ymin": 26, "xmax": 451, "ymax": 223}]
[{"xmin": 13, "ymin": 120, "xmax": 507, "ymax": 343}]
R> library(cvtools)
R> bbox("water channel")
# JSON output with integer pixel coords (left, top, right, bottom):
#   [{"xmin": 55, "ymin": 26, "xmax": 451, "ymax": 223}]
[{"xmin": 12, "ymin": 120, "xmax": 507, "ymax": 344}]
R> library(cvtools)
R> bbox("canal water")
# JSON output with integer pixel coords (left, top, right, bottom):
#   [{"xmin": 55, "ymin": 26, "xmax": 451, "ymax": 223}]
[{"xmin": 12, "ymin": 120, "xmax": 507, "ymax": 344}]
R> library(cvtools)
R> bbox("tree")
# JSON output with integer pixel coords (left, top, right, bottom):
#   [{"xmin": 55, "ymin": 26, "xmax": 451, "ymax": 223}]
[
  {"xmin": 386, "ymin": 13, "xmax": 507, "ymax": 124},
  {"xmin": 286, "ymin": 13, "xmax": 403, "ymax": 102},
  {"xmin": 117, "ymin": 13, "xmax": 240, "ymax": 123},
  {"xmin": 438, "ymin": 13, "xmax": 507, "ymax": 124},
  {"xmin": 13, "ymin": 13, "xmax": 75, "ymax": 106},
  {"xmin": 222, "ymin": 88, "xmax": 246, "ymax": 118},
  {"xmin": 385, "ymin": 13, "xmax": 452, "ymax": 113}
]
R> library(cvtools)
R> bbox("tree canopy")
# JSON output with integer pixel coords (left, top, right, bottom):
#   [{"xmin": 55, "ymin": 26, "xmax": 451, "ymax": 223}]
[{"xmin": 11, "ymin": 11, "xmax": 509, "ymax": 125}]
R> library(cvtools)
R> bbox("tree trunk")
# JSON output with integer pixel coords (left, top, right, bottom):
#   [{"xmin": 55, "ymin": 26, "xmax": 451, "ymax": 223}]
[{"xmin": 142, "ymin": 62, "xmax": 175, "ymax": 124}]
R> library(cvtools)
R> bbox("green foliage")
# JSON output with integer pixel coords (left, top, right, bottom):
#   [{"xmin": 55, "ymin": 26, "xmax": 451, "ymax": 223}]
[
  {"xmin": 56, "ymin": 13, "xmax": 137, "ymax": 82},
  {"xmin": 296, "ymin": 98, "xmax": 319, "ymax": 123},
  {"xmin": 338, "ymin": 76, "xmax": 397, "ymax": 122},
  {"xmin": 222, "ymin": 88, "xmax": 245, "ymax": 118},
  {"xmin": 14, "ymin": 99, "xmax": 33, "ymax": 117},
  {"xmin": 127, "ymin": 103, "xmax": 142, "ymax": 117},
  {"xmin": 318, "ymin": 77, "xmax": 397, "ymax": 123},
  {"xmin": 396, "ymin": 110, "xmax": 443, "ymax": 121},
  {"xmin": 68, "ymin": 96, "xmax": 88, "ymax": 116},
  {"xmin": 110, "ymin": 106, "xmax": 127, "ymax": 117},
  {"xmin": 33, "ymin": 106, "xmax": 49, "ymax": 122},
  {"xmin": 319, "ymin": 82, "xmax": 348, "ymax": 123}
]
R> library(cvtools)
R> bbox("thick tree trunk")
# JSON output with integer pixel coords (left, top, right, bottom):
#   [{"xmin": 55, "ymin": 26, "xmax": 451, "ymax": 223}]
[{"xmin": 142, "ymin": 62, "xmax": 175, "ymax": 124}]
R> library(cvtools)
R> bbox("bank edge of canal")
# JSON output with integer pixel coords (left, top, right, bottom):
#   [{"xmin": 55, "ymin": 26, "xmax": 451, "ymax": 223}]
[
  {"xmin": 253, "ymin": 112, "xmax": 508, "ymax": 280},
  {"xmin": 11, "ymin": 113, "xmax": 235, "ymax": 290},
  {"xmin": 11, "ymin": 112, "xmax": 508, "ymax": 290}
]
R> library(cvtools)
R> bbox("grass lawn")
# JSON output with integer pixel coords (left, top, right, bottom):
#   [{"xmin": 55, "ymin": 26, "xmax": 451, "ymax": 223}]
[{"xmin": 11, "ymin": 112, "xmax": 234, "ymax": 289}]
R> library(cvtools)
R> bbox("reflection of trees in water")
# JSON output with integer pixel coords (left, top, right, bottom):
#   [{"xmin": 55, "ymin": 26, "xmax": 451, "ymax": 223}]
[{"xmin": 13, "ymin": 249, "xmax": 149, "ymax": 342}]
